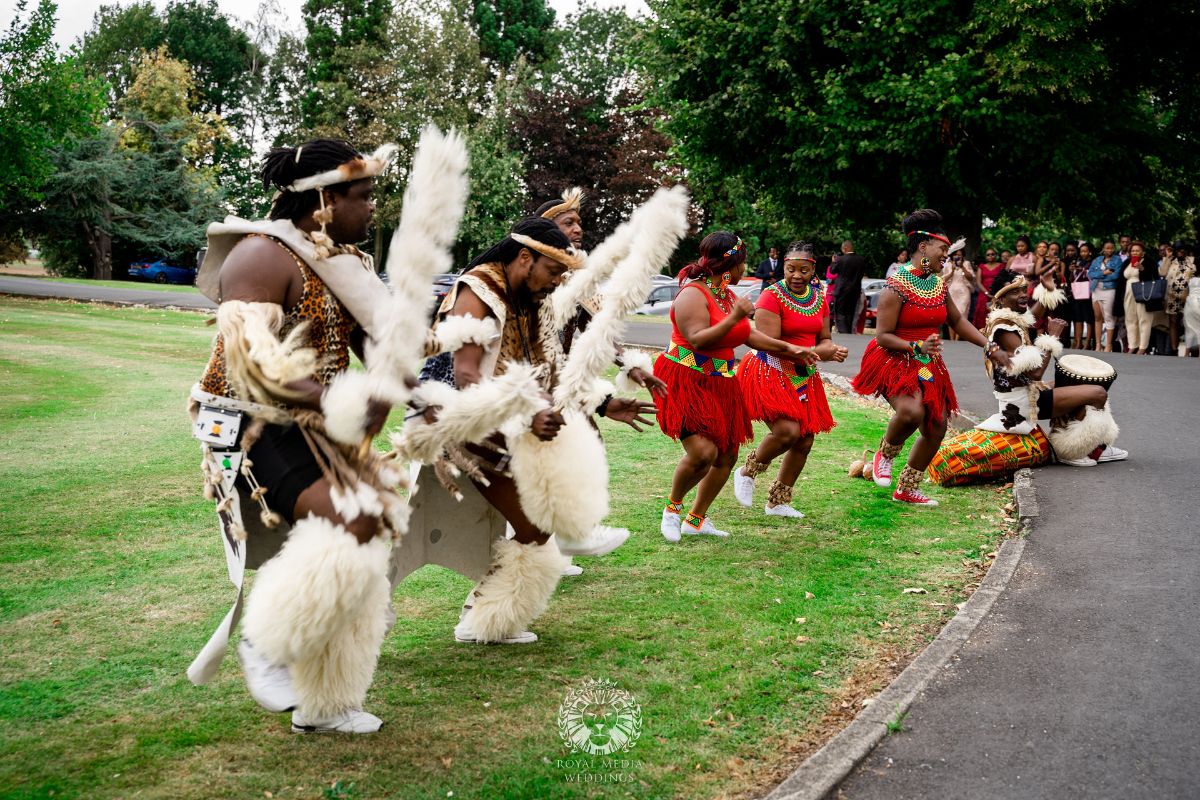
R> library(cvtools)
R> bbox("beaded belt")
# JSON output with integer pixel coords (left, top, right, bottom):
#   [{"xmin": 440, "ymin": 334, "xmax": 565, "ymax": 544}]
[
  {"xmin": 754, "ymin": 350, "xmax": 815, "ymax": 400},
  {"xmin": 663, "ymin": 343, "xmax": 736, "ymax": 377}
]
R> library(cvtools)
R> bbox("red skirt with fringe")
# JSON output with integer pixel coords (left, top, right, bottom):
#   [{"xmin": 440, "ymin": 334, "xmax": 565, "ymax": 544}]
[
  {"xmin": 653, "ymin": 353, "xmax": 753, "ymax": 452},
  {"xmin": 737, "ymin": 351, "xmax": 835, "ymax": 434},
  {"xmin": 851, "ymin": 339, "xmax": 958, "ymax": 422}
]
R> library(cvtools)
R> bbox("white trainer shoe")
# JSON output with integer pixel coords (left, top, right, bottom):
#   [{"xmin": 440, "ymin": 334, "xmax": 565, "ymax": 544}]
[
  {"xmin": 1059, "ymin": 455, "xmax": 1098, "ymax": 467},
  {"xmin": 291, "ymin": 708, "xmax": 383, "ymax": 734},
  {"xmin": 765, "ymin": 503, "xmax": 804, "ymax": 518},
  {"xmin": 872, "ymin": 450, "xmax": 894, "ymax": 488},
  {"xmin": 732, "ymin": 468, "xmax": 755, "ymax": 507},
  {"xmin": 555, "ymin": 525, "xmax": 629, "ymax": 557},
  {"xmin": 1097, "ymin": 444, "xmax": 1128, "ymax": 463},
  {"xmin": 561, "ymin": 562, "xmax": 583, "ymax": 577},
  {"xmin": 682, "ymin": 517, "xmax": 730, "ymax": 537},
  {"xmin": 661, "ymin": 508, "xmax": 682, "ymax": 543},
  {"xmin": 237, "ymin": 639, "xmax": 297, "ymax": 713},
  {"xmin": 454, "ymin": 622, "xmax": 538, "ymax": 644}
]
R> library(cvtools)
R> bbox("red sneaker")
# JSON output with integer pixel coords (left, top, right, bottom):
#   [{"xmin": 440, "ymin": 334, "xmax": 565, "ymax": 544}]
[
  {"xmin": 892, "ymin": 487, "xmax": 939, "ymax": 507},
  {"xmin": 872, "ymin": 450, "xmax": 894, "ymax": 488}
]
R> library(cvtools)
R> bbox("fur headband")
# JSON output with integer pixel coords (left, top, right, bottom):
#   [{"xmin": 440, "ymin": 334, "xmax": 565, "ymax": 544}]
[{"xmin": 285, "ymin": 144, "xmax": 399, "ymax": 193}]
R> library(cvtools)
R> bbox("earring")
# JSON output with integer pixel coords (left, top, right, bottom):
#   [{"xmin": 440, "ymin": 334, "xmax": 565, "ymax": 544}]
[
  {"xmin": 721, "ymin": 271, "xmax": 732, "ymax": 288},
  {"xmin": 920, "ymin": 256, "xmax": 931, "ymax": 269}
]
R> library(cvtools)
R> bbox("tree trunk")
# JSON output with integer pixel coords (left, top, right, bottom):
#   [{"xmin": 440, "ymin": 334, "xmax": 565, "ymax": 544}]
[
  {"xmin": 82, "ymin": 212, "xmax": 113, "ymax": 280},
  {"xmin": 374, "ymin": 225, "xmax": 383, "ymax": 272}
]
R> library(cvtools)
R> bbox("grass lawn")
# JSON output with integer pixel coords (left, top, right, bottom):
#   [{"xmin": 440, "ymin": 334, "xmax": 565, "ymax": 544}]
[
  {"xmin": 0, "ymin": 273, "xmax": 200, "ymax": 293},
  {"xmin": 0, "ymin": 297, "xmax": 1014, "ymax": 800}
]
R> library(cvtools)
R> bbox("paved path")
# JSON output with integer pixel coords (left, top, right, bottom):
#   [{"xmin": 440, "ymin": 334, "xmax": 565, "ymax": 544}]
[
  {"xmin": 0, "ymin": 276, "xmax": 215, "ymax": 310},
  {"xmin": 628, "ymin": 325, "xmax": 1200, "ymax": 798}
]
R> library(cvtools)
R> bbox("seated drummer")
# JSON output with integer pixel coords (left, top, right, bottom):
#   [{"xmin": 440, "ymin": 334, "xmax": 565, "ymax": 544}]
[{"xmin": 984, "ymin": 270, "xmax": 1128, "ymax": 466}]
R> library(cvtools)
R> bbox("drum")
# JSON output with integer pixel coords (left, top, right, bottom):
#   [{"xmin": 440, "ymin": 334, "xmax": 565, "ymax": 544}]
[
  {"xmin": 927, "ymin": 427, "xmax": 1051, "ymax": 486},
  {"xmin": 1054, "ymin": 354, "xmax": 1117, "ymax": 391}
]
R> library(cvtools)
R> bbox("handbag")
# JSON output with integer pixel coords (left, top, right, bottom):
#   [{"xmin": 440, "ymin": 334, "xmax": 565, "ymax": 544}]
[
  {"xmin": 1131, "ymin": 277, "xmax": 1167, "ymax": 308},
  {"xmin": 1071, "ymin": 280, "xmax": 1090, "ymax": 300}
]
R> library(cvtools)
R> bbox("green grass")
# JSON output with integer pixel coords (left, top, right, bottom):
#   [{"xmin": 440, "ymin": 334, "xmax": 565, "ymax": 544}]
[
  {"xmin": 0, "ymin": 273, "xmax": 200, "ymax": 293},
  {"xmin": 0, "ymin": 297, "xmax": 1013, "ymax": 800}
]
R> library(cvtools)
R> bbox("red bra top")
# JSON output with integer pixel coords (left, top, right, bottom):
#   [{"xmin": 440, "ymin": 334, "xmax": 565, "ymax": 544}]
[
  {"xmin": 670, "ymin": 282, "xmax": 752, "ymax": 359},
  {"xmin": 886, "ymin": 267, "xmax": 948, "ymax": 341}
]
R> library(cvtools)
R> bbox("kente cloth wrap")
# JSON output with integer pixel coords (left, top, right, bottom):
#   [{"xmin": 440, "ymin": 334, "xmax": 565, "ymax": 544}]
[
  {"xmin": 653, "ymin": 282, "xmax": 753, "ymax": 451},
  {"xmin": 200, "ymin": 234, "xmax": 355, "ymax": 399},
  {"xmin": 926, "ymin": 426, "xmax": 1050, "ymax": 486},
  {"xmin": 851, "ymin": 266, "xmax": 958, "ymax": 422},
  {"xmin": 737, "ymin": 281, "xmax": 834, "ymax": 431}
]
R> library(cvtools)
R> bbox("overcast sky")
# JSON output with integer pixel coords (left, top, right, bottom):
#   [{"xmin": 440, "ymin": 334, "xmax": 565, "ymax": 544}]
[{"xmin": 3, "ymin": 0, "xmax": 650, "ymax": 49}]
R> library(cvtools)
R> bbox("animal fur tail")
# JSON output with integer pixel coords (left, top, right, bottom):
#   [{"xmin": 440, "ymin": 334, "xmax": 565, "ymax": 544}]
[{"xmin": 218, "ymin": 300, "xmax": 317, "ymax": 405}]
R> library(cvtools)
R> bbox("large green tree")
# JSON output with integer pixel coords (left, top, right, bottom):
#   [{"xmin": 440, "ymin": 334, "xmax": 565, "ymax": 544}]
[
  {"xmin": 640, "ymin": 0, "xmax": 1200, "ymax": 258},
  {"xmin": 471, "ymin": 0, "xmax": 555, "ymax": 67},
  {"xmin": 0, "ymin": 0, "xmax": 106, "ymax": 240},
  {"xmin": 300, "ymin": 0, "xmax": 390, "ymax": 126}
]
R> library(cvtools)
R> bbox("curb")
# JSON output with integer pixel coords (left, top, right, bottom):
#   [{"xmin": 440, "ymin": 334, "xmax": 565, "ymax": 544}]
[
  {"xmin": 761, "ymin": 478, "xmax": 1034, "ymax": 800},
  {"xmin": 0, "ymin": 290, "xmax": 213, "ymax": 313}
]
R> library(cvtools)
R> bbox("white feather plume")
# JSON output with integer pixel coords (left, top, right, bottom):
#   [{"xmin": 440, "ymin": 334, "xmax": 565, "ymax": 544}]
[
  {"xmin": 369, "ymin": 125, "xmax": 470, "ymax": 406},
  {"xmin": 553, "ymin": 186, "xmax": 690, "ymax": 411},
  {"xmin": 391, "ymin": 363, "xmax": 547, "ymax": 465}
]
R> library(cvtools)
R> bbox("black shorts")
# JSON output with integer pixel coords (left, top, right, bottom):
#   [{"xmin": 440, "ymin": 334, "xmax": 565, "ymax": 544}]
[
  {"xmin": 236, "ymin": 423, "xmax": 322, "ymax": 523},
  {"xmin": 1036, "ymin": 388, "xmax": 1055, "ymax": 420}
]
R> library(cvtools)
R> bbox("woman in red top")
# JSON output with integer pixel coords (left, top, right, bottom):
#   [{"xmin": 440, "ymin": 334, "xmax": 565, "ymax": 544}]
[
  {"xmin": 852, "ymin": 209, "xmax": 1011, "ymax": 506},
  {"xmin": 733, "ymin": 242, "xmax": 848, "ymax": 517},
  {"xmin": 655, "ymin": 232, "xmax": 814, "ymax": 541}
]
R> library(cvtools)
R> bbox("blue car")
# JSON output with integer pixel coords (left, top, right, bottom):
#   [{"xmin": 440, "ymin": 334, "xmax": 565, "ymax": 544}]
[{"xmin": 129, "ymin": 259, "xmax": 196, "ymax": 285}]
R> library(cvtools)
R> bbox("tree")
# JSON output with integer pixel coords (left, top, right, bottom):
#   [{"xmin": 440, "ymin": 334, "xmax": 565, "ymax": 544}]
[
  {"xmin": 77, "ymin": 1, "xmax": 163, "ymax": 111},
  {"xmin": 300, "ymin": 0, "xmax": 390, "ymax": 127},
  {"xmin": 0, "ymin": 0, "xmax": 106, "ymax": 239},
  {"xmin": 639, "ymin": 0, "xmax": 1200, "ymax": 261},
  {"xmin": 472, "ymin": 0, "xmax": 555, "ymax": 68},
  {"xmin": 539, "ymin": 2, "xmax": 639, "ymax": 111}
]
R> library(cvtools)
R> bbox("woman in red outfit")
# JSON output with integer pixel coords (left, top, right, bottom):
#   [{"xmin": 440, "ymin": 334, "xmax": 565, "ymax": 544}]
[
  {"xmin": 655, "ymin": 231, "xmax": 815, "ymax": 541},
  {"xmin": 732, "ymin": 242, "xmax": 849, "ymax": 518},
  {"xmin": 851, "ymin": 209, "xmax": 1011, "ymax": 506}
]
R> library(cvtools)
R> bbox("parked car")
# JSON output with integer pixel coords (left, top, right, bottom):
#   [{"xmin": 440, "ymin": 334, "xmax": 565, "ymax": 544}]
[
  {"xmin": 729, "ymin": 279, "xmax": 764, "ymax": 304},
  {"xmin": 429, "ymin": 273, "xmax": 457, "ymax": 317},
  {"xmin": 861, "ymin": 278, "xmax": 888, "ymax": 328},
  {"xmin": 128, "ymin": 259, "xmax": 196, "ymax": 285},
  {"xmin": 635, "ymin": 283, "xmax": 681, "ymax": 315}
]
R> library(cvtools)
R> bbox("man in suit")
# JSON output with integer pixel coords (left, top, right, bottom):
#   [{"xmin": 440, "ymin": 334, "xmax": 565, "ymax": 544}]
[
  {"xmin": 754, "ymin": 246, "xmax": 780, "ymax": 286},
  {"xmin": 832, "ymin": 240, "xmax": 867, "ymax": 333}
]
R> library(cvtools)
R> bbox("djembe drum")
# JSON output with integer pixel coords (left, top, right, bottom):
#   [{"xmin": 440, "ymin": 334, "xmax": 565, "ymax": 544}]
[{"xmin": 1054, "ymin": 354, "xmax": 1117, "ymax": 391}]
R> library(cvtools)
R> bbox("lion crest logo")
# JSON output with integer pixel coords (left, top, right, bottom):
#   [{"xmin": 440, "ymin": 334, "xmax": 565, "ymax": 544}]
[{"xmin": 557, "ymin": 678, "xmax": 642, "ymax": 755}]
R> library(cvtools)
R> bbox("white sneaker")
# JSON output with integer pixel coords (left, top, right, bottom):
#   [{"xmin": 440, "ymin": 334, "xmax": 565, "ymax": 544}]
[
  {"xmin": 555, "ymin": 525, "xmax": 629, "ymax": 557},
  {"xmin": 661, "ymin": 508, "xmax": 682, "ymax": 542},
  {"xmin": 872, "ymin": 450, "xmax": 894, "ymax": 488},
  {"xmin": 1097, "ymin": 444, "xmax": 1128, "ymax": 463},
  {"xmin": 765, "ymin": 503, "xmax": 804, "ymax": 518},
  {"xmin": 237, "ymin": 639, "xmax": 297, "ymax": 713},
  {"xmin": 292, "ymin": 708, "xmax": 383, "ymax": 734},
  {"xmin": 454, "ymin": 622, "xmax": 538, "ymax": 644},
  {"xmin": 733, "ymin": 468, "xmax": 755, "ymax": 507},
  {"xmin": 1060, "ymin": 455, "xmax": 1098, "ymax": 467},
  {"xmin": 561, "ymin": 562, "xmax": 583, "ymax": 577},
  {"xmin": 682, "ymin": 517, "xmax": 730, "ymax": 537}
]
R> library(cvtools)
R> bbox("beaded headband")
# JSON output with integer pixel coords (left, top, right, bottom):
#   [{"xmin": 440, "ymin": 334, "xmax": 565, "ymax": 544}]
[
  {"xmin": 906, "ymin": 229, "xmax": 951, "ymax": 245},
  {"xmin": 722, "ymin": 237, "xmax": 745, "ymax": 258},
  {"xmin": 510, "ymin": 233, "xmax": 586, "ymax": 270},
  {"xmin": 540, "ymin": 187, "xmax": 585, "ymax": 220},
  {"xmin": 784, "ymin": 254, "xmax": 817, "ymax": 264}
]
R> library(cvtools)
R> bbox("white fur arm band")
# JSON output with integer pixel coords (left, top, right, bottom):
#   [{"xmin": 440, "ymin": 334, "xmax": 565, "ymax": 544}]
[
  {"xmin": 217, "ymin": 300, "xmax": 317, "ymax": 405},
  {"xmin": 321, "ymin": 370, "xmax": 376, "ymax": 446},
  {"xmin": 424, "ymin": 315, "xmax": 500, "ymax": 356},
  {"xmin": 1034, "ymin": 334, "xmax": 1064, "ymax": 360},
  {"xmin": 615, "ymin": 348, "xmax": 655, "ymax": 394},
  {"xmin": 1032, "ymin": 283, "xmax": 1067, "ymax": 310}
]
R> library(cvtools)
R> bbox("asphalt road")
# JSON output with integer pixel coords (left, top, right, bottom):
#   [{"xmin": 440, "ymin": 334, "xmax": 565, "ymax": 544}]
[
  {"xmin": 8, "ymin": 282, "xmax": 1200, "ymax": 796},
  {"xmin": 0, "ymin": 276, "xmax": 215, "ymax": 310}
]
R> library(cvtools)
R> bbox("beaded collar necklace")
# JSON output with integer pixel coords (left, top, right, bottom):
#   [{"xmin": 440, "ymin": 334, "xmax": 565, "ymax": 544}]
[
  {"xmin": 770, "ymin": 280, "xmax": 823, "ymax": 316},
  {"xmin": 703, "ymin": 275, "xmax": 734, "ymax": 312}
]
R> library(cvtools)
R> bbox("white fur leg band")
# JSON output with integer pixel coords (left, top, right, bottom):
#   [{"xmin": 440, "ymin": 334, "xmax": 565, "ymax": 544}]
[
  {"xmin": 1034, "ymin": 334, "xmax": 1064, "ymax": 360},
  {"xmin": 1049, "ymin": 404, "xmax": 1119, "ymax": 461},
  {"xmin": 217, "ymin": 300, "xmax": 317, "ymax": 405},
  {"xmin": 457, "ymin": 538, "xmax": 567, "ymax": 642},
  {"xmin": 242, "ymin": 515, "xmax": 391, "ymax": 718},
  {"xmin": 1003, "ymin": 344, "xmax": 1044, "ymax": 376},
  {"xmin": 616, "ymin": 348, "xmax": 655, "ymax": 394},
  {"xmin": 321, "ymin": 370, "xmax": 375, "ymax": 446}
]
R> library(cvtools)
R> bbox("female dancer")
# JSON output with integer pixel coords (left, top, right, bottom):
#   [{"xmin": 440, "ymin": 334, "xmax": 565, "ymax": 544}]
[
  {"xmin": 655, "ymin": 231, "xmax": 814, "ymax": 540},
  {"xmin": 851, "ymin": 209, "xmax": 1011, "ymax": 506},
  {"xmin": 732, "ymin": 243, "xmax": 848, "ymax": 517}
]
